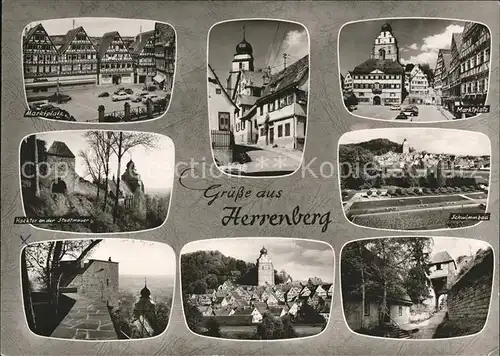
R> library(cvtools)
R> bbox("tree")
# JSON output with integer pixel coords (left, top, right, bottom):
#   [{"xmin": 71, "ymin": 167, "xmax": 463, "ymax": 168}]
[
  {"xmin": 367, "ymin": 239, "xmax": 413, "ymax": 326},
  {"xmin": 297, "ymin": 302, "xmax": 325, "ymax": 324},
  {"xmin": 420, "ymin": 63, "xmax": 434, "ymax": 86},
  {"xmin": 84, "ymin": 131, "xmax": 114, "ymax": 212},
  {"xmin": 183, "ymin": 297, "xmax": 203, "ymax": 333},
  {"xmin": 255, "ymin": 313, "xmax": 283, "ymax": 340},
  {"xmin": 205, "ymin": 317, "xmax": 221, "ymax": 337},
  {"xmin": 190, "ymin": 280, "xmax": 208, "ymax": 294},
  {"xmin": 436, "ymin": 160, "xmax": 446, "ymax": 187},
  {"xmin": 21, "ymin": 249, "xmax": 36, "ymax": 331},
  {"xmin": 205, "ymin": 274, "xmax": 218, "ymax": 289},
  {"xmin": 79, "ymin": 147, "xmax": 104, "ymax": 201},
  {"xmin": 23, "ymin": 240, "xmax": 102, "ymax": 315},
  {"xmin": 281, "ymin": 314, "xmax": 298, "ymax": 338},
  {"xmin": 155, "ymin": 301, "xmax": 170, "ymax": 335},
  {"xmin": 109, "ymin": 132, "xmax": 158, "ymax": 223}
]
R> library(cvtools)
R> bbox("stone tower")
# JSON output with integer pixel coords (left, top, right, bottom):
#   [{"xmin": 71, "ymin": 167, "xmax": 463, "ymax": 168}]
[
  {"xmin": 226, "ymin": 25, "xmax": 254, "ymax": 98},
  {"xmin": 402, "ymin": 138, "xmax": 410, "ymax": 155},
  {"xmin": 371, "ymin": 22, "xmax": 399, "ymax": 62},
  {"xmin": 257, "ymin": 246, "xmax": 274, "ymax": 286},
  {"xmin": 121, "ymin": 159, "xmax": 147, "ymax": 220}
]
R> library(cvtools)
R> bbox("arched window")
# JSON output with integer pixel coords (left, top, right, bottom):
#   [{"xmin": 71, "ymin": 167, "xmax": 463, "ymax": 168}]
[{"xmin": 379, "ymin": 49, "xmax": 386, "ymax": 60}]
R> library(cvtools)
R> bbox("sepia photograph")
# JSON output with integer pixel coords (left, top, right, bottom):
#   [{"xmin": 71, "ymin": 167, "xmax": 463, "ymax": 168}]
[
  {"xmin": 20, "ymin": 130, "xmax": 174, "ymax": 233},
  {"xmin": 22, "ymin": 18, "xmax": 176, "ymax": 122},
  {"xmin": 339, "ymin": 128, "xmax": 490, "ymax": 231},
  {"xmin": 180, "ymin": 238, "xmax": 334, "ymax": 340},
  {"xmin": 208, "ymin": 19, "xmax": 309, "ymax": 176},
  {"xmin": 21, "ymin": 238, "xmax": 176, "ymax": 340},
  {"xmin": 341, "ymin": 236, "xmax": 493, "ymax": 339},
  {"xmin": 339, "ymin": 19, "xmax": 491, "ymax": 122}
]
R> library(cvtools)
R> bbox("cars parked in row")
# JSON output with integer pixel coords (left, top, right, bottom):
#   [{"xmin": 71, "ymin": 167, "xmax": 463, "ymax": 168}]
[{"xmin": 111, "ymin": 92, "xmax": 131, "ymax": 101}]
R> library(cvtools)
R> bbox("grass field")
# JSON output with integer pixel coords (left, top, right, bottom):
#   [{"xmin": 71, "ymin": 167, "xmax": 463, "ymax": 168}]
[
  {"xmin": 351, "ymin": 205, "xmax": 485, "ymax": 230},
  {"xmin": 349, "ymin": 195, "xmax": 470, "ymax": 211}
]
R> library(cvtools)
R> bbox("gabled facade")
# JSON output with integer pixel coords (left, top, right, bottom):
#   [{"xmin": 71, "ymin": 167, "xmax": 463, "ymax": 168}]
[
  {"xmin": 153, "ymin": 22, "xmax": 176, "ymax": 91},
  {"xmin": 444, "ymin": 33, "xmax": 463, "ymax": 113},
  {"xmin": 97, "ymin": 31, "xmax": 134, "ymax": 85},
  {"xmin": 23, "ymin": 23, "xmax": 61, "ymax": 94},
  {"xmin": 434, "ymin": 49, "xmax": 451, "ymax": 105},
  {"xmin": 343, "ymin": 72, "xmax": 353, "ymax": 92},
  {"xmin": 129, "ymin": 30, "xmax": 156, "ymax": 84},
  {"xmin": 57, "ymin": 26, "xmax": 98, "ymax": 90},
  {"xmin": 406, "ymin": 65, "xmax": 429, "ymax": 97},
  {"xmin": 240, "ymin": 55, "xmax": 309, "ymax": 150},
  {"xmin": 459, "ymin": 22, "xmax": 490, "ymax": 106}
]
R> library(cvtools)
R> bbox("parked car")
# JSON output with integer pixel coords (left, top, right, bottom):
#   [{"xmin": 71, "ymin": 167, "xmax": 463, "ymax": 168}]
[
  {"xmin": 98, "ymin": 92, "xmax": 109, "ymax": 98},
  {"xmin": 390, "ymin": 104, "xmax": 401, "ymax": 111},
  {"xmin": 142, "ymin": 94, "xmax": 161, "ymax": 103},
  {"xmin": 402, "ymin": 105, "xmax": 419, "ymax": 117},
  {"xmin": 111, "ymin": 92, "xmax": 130, "ymax": 101},
  {"xmin": 47, "ymin": 93, "xmax": 72, "ymax": 104},
  {"xmin": 131, "ymin": 91, "xmax": 149, "ymax": 102},
  {"xmin": 144, "ymin": 85, "xmax": 157, "ymax": 92},
  {"xmin": 395, "ymin": 112, "xmax": 412, "ymax": 121},
  {"xmin": 114, "ymin": 87, "xmax": 126, "ymax": 94}
]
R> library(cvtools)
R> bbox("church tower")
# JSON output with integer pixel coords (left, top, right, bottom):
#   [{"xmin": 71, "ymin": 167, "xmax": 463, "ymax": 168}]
[
  {"xmin": 226, "ymin": 25, "xmax": 254, "ymax": 98},
  {"xmin": 257, "ymin": 246, "xmax": 274, "ymax": 286},
  {"xmin": 131, "ymin": 279, "xmax": 159, "ymax": 338},
  {"xmin": 371, "ymin": 22, "xmax": 399, "ymax": 62}
]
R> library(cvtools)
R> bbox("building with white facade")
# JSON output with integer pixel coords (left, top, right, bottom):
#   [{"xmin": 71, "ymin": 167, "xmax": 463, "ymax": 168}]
[
  {"xmin": 405, "ymin": 65, "xmax": 430, "ymax": 104},
  {"xmin": 351, "ymin": 23, "xmax": 405, "ymax": 106}
]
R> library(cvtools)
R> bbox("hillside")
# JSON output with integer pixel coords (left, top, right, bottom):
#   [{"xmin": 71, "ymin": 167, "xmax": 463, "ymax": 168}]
[
  {"xmin": 341, "ymin": 138, "xmax": 402, "ymax": 156},
  {"xmin": 181, "ymin": 250, "xmax": 290, "ymax": 295},
  {"xmin": 22, "ymin": 183, "xmax": 170, "ymax": 233}
]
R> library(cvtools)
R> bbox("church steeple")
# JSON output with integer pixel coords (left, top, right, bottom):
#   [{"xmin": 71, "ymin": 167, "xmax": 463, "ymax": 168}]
[{"xmin": 257, "ymin": 246, "xmax": 274, "ymax": 286}]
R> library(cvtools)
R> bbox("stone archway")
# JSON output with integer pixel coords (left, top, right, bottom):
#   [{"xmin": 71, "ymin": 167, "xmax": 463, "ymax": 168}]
[
  {"xmin": 373, "ymin": 96, "xmax": 381, "ymax": 105},
  {"xmin": 51, "ymin": 178, "xmax": 67, "ymax": 194}
]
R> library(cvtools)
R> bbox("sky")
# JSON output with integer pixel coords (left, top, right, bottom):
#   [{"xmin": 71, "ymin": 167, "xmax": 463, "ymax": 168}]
[
  {"xmin": 340, "ymin": 128, "xmax": 491, "ymax": 156},
  {"xmin": 182, "ymin": 238, "xmax": 334, "ymax": 283},
  {"xmin": 430, "ymin": 237, "xmax": 491, "ymax": 261},
  {"xmin": 35, "ymin": 131, "xmax": 175, "ymax": 192},
  {"xmin": 61, "ymin": 239, "xmax": 176, "ymax": 277},
  {"xmin": 209, "ymin": 20, "xmax": 309, "ymax": 78},
  {"xmin": 339, "ymin": 19, "xmax": 471, "ymax": 74},
  {"xmin": 26, "ymin": 18, "xmax": 157, "ymax": 37}
]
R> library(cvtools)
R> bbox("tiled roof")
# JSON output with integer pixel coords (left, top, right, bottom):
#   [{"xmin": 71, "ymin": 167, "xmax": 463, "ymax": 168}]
[
  {"xmin": 262, "ymin": 54, "xmax": 309, "ymax": 97},
  {"xmin": 24, "ymin": 23, "xmax": 43, "ymax": 43},
  {"xmin": 237, "ymin": 95, "xmax": 259, "ymax": 106},
  {"xmin": 441, "ymin": 51, "xmax": 452, "ymax": 70},
  {"xmin": 129, "ymin": 30, "xmax": 155, "ymax": 56},
  {"xmin": 59, "ymin": 26, "xmax": 96, "ymax": 54},
  {"xmin": 352, "ymin": 58, "xmax": 404, "ymax": 75},
  {"xmin": 452, "ymin": 33, "xmax": 463, "ymax": 51},
  {"xmin": 47, "ymin": 141, "xmax": 75, "ymax": 158},
  {"xmin": 98, "ymin": 31, "xmax": 132, "ymax": 60},
  {"xmin": 430, "ymin": 251, "xmax": 454, "ymax": 264}
]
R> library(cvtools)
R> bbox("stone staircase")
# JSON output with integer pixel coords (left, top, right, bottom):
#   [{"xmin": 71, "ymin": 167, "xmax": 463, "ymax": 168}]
[{"xmin": 383, "ymin": 324, "xmax": 412, "ymax": 339}]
